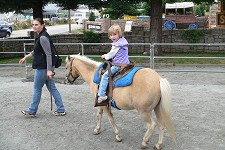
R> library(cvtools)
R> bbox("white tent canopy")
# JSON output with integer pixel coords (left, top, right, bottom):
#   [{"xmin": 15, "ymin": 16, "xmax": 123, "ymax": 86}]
[{"xmin": 165, "ymin": 2, "xmax": 194, "ymax": 9}]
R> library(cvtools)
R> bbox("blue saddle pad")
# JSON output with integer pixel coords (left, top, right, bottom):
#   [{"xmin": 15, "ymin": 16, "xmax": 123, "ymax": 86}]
[{"xmin": 93, "ymin": 64, "xmax": 143, "ymax": 88}]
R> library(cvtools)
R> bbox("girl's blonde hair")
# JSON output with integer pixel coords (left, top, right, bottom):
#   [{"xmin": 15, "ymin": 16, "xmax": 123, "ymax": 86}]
[{"xmin": 108, "ymin": 24, "xmax": 123, "ymax": 38}]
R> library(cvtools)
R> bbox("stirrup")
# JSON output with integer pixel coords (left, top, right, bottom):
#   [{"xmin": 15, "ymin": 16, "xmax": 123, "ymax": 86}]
[{"xmin": 94, "ymin": 95, "xmax": 110, "ymax": 107}]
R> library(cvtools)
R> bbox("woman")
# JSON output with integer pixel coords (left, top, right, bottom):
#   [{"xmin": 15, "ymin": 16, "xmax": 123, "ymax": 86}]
[{"xmin": 19, "ymin": 18, "xmax": 66, "ymax": 117}]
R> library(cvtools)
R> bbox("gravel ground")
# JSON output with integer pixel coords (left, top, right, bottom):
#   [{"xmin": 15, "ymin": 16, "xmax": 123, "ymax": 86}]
[{"xmin": 0, "ymin": 65, "xmax": 225, "ymax": 150}]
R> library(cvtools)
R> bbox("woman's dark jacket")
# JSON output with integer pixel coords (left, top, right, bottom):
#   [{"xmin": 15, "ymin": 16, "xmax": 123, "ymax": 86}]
[{"xmin": 32, "ymin": 30, "xmax": 56, "ymax": 69}]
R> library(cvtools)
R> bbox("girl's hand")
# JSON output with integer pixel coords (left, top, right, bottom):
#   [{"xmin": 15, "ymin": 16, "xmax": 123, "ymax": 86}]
[{"xmin": 101, "ymin": 54, "xmax": 105, "ymax": 59}]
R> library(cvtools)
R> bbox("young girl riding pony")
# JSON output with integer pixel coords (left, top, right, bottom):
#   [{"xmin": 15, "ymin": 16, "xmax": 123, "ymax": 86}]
[{"xmin": 98, "ymin": 24, "xmax": 130, "ymax": 103}]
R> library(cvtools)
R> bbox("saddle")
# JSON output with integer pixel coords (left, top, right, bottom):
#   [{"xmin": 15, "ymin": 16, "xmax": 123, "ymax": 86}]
[{"xmin": 94, "ymin": 61, "xmax": 134, "ymax": 107}]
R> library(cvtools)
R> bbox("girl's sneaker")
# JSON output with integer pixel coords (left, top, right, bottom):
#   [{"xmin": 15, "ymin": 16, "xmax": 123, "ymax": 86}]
[{"xmin": 98, "ymin": 96, "xmax": 108, "ymax": 103}]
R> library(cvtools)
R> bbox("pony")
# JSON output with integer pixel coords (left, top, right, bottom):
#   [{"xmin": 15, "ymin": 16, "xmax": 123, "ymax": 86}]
[{"xmin": 64, "ymin": 54, "xmax": 176, "ymax": 149}]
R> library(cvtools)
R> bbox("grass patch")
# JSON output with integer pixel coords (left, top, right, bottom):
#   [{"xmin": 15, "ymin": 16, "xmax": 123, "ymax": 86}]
[
  {"xmin": 154, "ymin": 53, "xmax": 225, "ymax": 64},
  {"xmin": 128, "ymin": 53, "xmax": 225, "ymax": 64},
  {"xmin": 0, "ymin": 53, "xmax": 225, "ymax": 65},
  {"xmin": 0, "ymin": 57, "xmax": 33, "ymax": 64}
]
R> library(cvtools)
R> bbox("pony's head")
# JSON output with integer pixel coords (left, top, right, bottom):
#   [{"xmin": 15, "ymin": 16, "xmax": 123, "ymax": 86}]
[
  {"xmin": 64, "ymin": 55, "xmax": 80, "ymax": 84},
  {"xmin": 64, "ymin": 54, "xmax": 101, "ymax": 84}
]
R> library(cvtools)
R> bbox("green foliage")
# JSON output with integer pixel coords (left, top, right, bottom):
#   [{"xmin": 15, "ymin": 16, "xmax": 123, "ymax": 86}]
[
  {"xmin": 140, "ymin": 2, "xmax": 151, "ymax": 15},
  {"xmin": 182, "ymin": 29, "xmax": 205, "ymax": 43},
  {"xmin": 89, "ymin": 12, "xmax": 96, "ymax": 21},
  {"xmin": 13, "ymin": 20, "xmax": 68, "ymax": 30},
  {"xmin": 195, "ymin": 4, "xmax": 205, "ymax": 16},
  {"xmin": 14, "ymin": 20, "xmax": 32, "ymax": 30},
  {"xmin": 83, "ymin": 30, "xmax": 100, "ymax": 43},
  {"xmin": 100, "ymin": 0, "xmax": 141, "ymax": 19}
]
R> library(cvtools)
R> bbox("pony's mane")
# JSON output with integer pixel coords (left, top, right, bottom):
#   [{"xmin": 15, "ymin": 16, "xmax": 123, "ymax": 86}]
[{"xmin": 66, "ymin": 54, "xmax": 101, "ymax": 67}]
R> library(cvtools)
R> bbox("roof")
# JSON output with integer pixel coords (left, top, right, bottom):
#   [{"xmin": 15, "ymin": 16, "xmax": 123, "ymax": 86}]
[
  {"xmin": 43, "ymin": 4, "xmax": 60, "ymax": 11},
  {"xmin": 165, "ymin": 2, "xmax": 194, "ymax": 9}
]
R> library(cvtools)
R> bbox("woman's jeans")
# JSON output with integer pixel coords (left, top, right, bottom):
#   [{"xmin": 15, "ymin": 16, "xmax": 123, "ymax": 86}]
[
  {"xmin": 98, "ymin": 66, "xmax": 120, "ymax": 97},
  {"xmin": 28, "ymin": 69, "xmax": 65, "ymax": 115}
]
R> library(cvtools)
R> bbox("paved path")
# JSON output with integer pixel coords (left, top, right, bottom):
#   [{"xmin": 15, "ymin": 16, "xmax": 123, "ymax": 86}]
[
  {"xmin": 0, "ymin": 65, "xmax": 225, "ymax": 150},
  {"xmin": 10, "ymin": 24, "xmax": 79, "ymax": 38}
]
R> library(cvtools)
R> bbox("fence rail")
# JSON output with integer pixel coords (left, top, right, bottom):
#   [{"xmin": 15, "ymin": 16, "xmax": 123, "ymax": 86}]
[{"xmin": 1, "ymin": 40, "xmax": 225, "ymax": 75}]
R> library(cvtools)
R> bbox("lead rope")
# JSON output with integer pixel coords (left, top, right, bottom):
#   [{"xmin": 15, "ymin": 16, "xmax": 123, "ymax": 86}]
[{"xmin": 49, "ymin": 72, "xmax": 55, "ymax": 111}]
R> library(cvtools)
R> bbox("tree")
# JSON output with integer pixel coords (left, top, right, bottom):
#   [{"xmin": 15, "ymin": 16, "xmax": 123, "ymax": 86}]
[
  {"xmin": 0, "ymin": 0, "xmax": 84, "ymax": 19},
  {"xmin": 99, "ymin": 0, "xmax": 141, "ymax": 19},
  {"xmin": 149, "ymin": 0, "xmax": 162, "ymax": 55},
  {"xmin": 52, "ymin": 0, "xmax": 82, "ymax": 10},
  {"xmin": 0, "ymin": 0, "xmax": 50, "ymax": 19},
  {"xmin": 137, "ymin": 2, "xmax": 151, "ymax": 16}
]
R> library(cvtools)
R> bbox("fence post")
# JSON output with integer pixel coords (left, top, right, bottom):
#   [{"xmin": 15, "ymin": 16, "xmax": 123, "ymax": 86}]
[
  {"xmin": 81, "ymin": 44, "xmax": 84, "ymax": 55},
  {"xmin": 150, "ymin": 44, "xmax": 155, "ymax": 69}
]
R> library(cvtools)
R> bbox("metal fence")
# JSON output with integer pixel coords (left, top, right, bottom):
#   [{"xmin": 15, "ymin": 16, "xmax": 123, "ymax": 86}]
[
  {"xmin": 1, "ymin": 39, "xmax": 225, "ymax": 74},
  {"xmin": 152, "ymin": 43, "xmax": 225, "ymax": 73}
]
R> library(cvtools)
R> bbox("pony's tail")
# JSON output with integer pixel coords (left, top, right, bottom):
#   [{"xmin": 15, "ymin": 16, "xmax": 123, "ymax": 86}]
[{"xmin": 159, "ymin": 78, "xmax": 176, "ymax": 143}]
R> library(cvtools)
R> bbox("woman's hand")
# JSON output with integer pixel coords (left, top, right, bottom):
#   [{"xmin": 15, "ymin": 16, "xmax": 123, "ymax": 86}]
[
  {"xmin": 19, "ymin": 53, "xmax": 32, "ymax": 64},
  {"xmin": 19, "ymin": 57, "xmax": 26, "ymax": 64},
  {"xmin": 47, "ymin": 70, "xmax": 55, "ymax": 79}
]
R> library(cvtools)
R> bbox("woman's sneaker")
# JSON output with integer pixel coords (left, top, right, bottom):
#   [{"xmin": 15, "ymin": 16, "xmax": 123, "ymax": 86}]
[
  {"xmin": 21, "ymin": 110, "xmax": 36, "ymax": 118},
  {"xmin": 53, "ymin": 111, "xmax": 66, "ymax": 116}
]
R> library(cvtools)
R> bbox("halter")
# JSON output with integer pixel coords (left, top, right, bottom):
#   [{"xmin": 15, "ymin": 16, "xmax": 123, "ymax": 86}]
[{"xmin": 65, "ymin": 58, "xmax": 79, "ymax": 84}]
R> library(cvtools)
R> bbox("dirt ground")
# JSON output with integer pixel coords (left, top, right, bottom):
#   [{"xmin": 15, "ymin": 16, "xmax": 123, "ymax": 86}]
[{"xmin": 0, "ymin": 65, "xmax": 225, "ymax": 150}]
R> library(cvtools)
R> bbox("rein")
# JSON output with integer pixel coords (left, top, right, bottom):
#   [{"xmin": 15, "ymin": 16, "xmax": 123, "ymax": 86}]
[{"xmin": 65, "ymin": 58, "xmax": 79, "ymax": 84}]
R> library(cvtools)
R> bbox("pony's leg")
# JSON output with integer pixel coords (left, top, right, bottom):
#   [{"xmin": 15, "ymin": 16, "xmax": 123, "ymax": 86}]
[
  {"xmin": 154, "ymin": 105, "xmax": 164, "ymax": 150},
  {"xmin": 139, "ymin": 111, "xmax": 156, "ymax": 149},
  {"xmin": 104, "ymin": 107, "xmax": 122, "ymax": 142},
  {"xmin": 93, "ymin": 107, "xmax": 103, "ymax": 135}
]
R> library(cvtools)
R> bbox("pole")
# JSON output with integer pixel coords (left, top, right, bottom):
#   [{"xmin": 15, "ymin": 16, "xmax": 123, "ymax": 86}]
[
  {"xmin": 49, "ymin": 79, "xmax": 53, "ymax": 111},
  {"xmin": 68, "ymin": 9, "xmax": 71, "ymax": 33}
]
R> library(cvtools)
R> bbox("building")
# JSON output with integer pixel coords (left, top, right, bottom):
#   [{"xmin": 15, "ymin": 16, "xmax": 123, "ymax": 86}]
[
  {"xmin": 0, "ymin": 12, "xmax": 26, "ymax": 22},
  {"xmin": 72, "ymin": 4, "xmax": 100, "ymax": 22}
]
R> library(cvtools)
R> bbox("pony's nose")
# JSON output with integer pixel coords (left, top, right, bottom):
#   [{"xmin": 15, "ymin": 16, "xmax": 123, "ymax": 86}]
[{"xmin": 64, "ymin": 77, "xmax": 68, "ymax": 84}]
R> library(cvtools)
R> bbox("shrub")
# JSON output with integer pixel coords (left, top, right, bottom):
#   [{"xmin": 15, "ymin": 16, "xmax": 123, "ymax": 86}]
[
  {"xmin": 182, "ymin": 29, "xmax": 205, "ymax": 43},
  {"xmin": 83, "ymin": 30, "xmax": 100, "ymax": 43},
  {"xmin": 89, "ymin": 12, "xmax": 96, "ymax": 21}
]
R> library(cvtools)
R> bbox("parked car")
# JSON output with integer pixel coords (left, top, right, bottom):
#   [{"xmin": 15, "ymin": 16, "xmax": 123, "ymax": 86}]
[
  {"xmin": 0, "ymin": 25, "xmax": 11, "ymax": 38},
  {"xmin": 0, "ymin": 21, "xmax": 14, "ymax": 32},
  {"xmin": 76, "ymin": 18, "xmax": 87, "ymax": 25},
  {"xmin": 51, "ymin": 17, "xmax": 59, "ymax": 22}
]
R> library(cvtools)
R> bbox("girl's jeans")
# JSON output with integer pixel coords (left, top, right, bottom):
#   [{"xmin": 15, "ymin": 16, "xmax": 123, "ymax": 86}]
[
  {"xmin": 28, "ymin": 69, "xmax": 65, "ymax": 115},
  {"xmin": 98, "ymin": 65, "xmax": 120, "ymax": 97}
]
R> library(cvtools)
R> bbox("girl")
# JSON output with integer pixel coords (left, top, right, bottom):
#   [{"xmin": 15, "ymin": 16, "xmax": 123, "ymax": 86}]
[{"xmin": 98, "ymin": 24, "xmax": 130, "ymax": 103}]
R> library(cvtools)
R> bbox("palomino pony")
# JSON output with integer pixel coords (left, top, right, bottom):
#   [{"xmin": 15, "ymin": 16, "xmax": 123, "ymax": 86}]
[{"xmin": 65, "ymin": 54, "xmax": 176, "ymax": 149}]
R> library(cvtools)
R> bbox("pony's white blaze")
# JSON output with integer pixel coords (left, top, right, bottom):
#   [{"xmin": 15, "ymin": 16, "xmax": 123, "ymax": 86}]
[{"xmin": 65, "ymin": 54, "xmax": 176, "ymax": 149}]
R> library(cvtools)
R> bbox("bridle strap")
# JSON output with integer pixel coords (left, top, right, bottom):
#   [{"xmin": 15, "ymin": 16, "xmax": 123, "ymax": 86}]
[{"xmin": 66, "ymin": 58, "xmax": 78, "ymax": 84}]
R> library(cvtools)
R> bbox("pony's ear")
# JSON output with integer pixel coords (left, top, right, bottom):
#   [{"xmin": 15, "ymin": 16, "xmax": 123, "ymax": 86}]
[
  {"xmin": 68, "ymin": 55, "xmax": 71, "ymax": 61},
  {"xmin": 77, "ymin": 53, "xmax": 80, "ymax": 55}
]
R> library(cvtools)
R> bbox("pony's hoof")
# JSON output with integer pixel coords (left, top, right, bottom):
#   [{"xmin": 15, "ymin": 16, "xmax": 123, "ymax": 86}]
[
  {"xmin": 115, "ymin": 135, "xmax": 122, "ymax": 142},
  {"xmin": 93, "ymin": 129, "xmax": 100, "ymax": 135},
  {"xmin": 141, "ymin": 142, "xmax": 148, "ymax": 149},
  {"xmin": 154, "ymin": 143, "xmax": 163, "ymax": 150}
]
